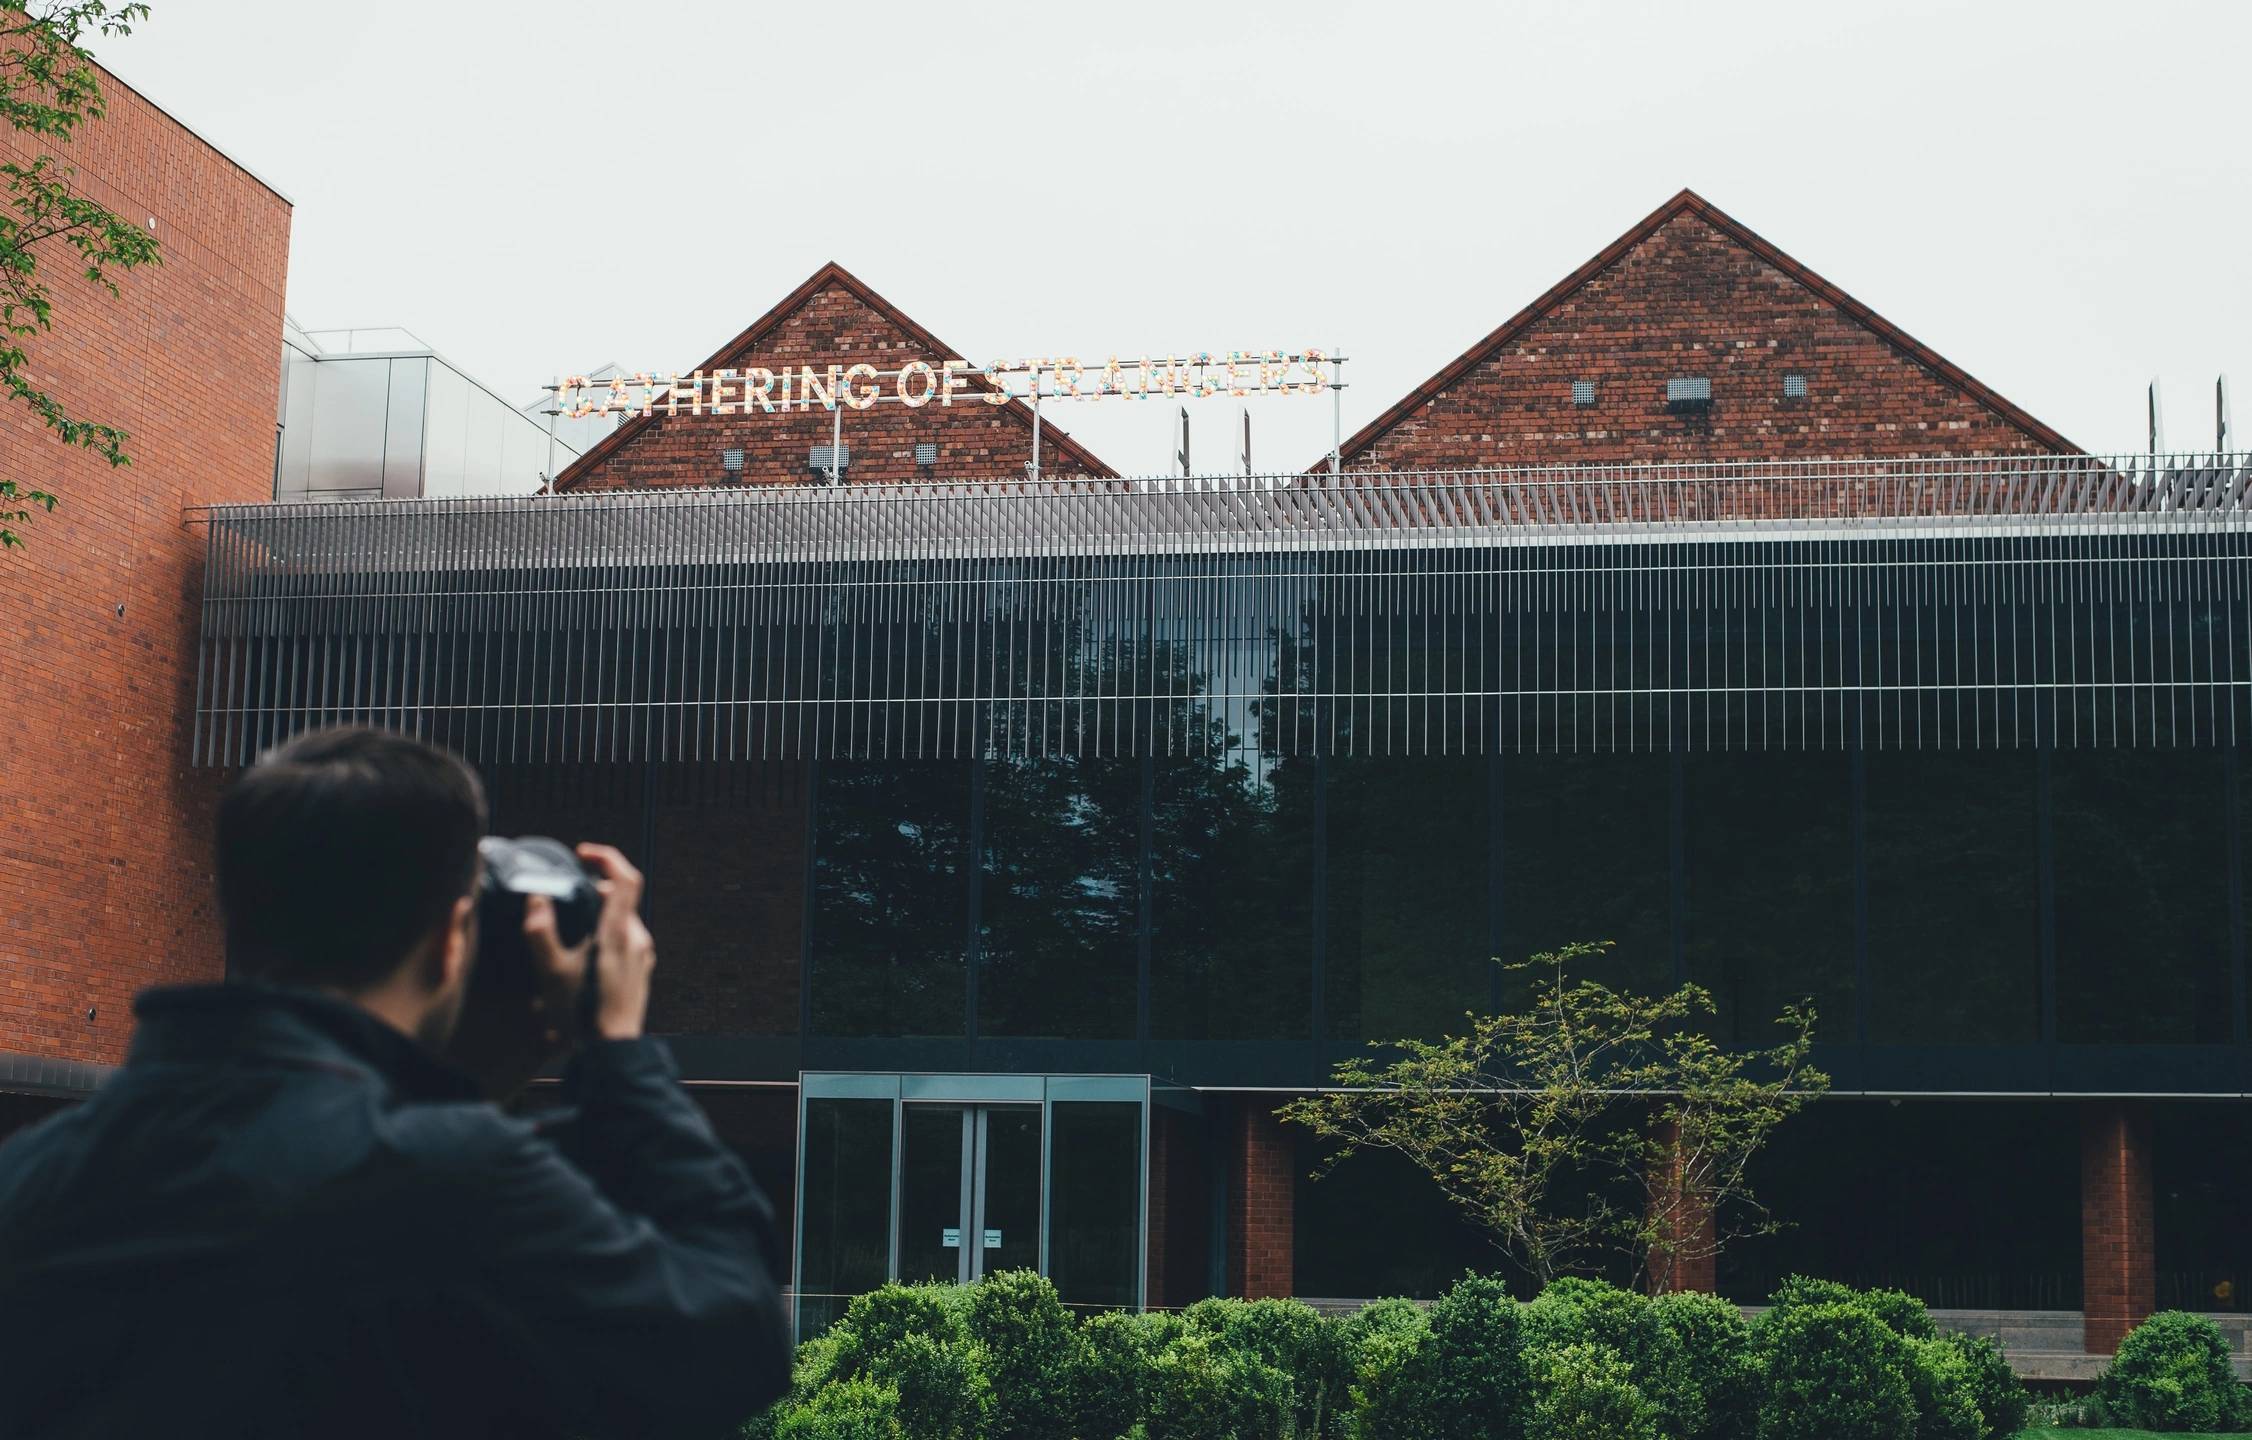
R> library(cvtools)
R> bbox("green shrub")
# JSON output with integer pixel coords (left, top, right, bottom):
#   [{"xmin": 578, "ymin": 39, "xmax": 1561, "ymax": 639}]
[
  {"xmin": 1346, "ymin": 1309, "xmax": 1435, "ymax": 1440},
  {"xmin": 1934, "ymin": 1331, "xmax": 2029, "ymax": 1440},
  {"xmin": 863, "ymin": 1331, "xmax": 993, "ymax": 1440},
  {"xmin": 831, "ymin": 1282, "xmax": 972, "ymax": 1376},
  {"xmin": 1142, "ymin": 1328, "xmax": 1295, "ymax": 1440},
  {"xmin": 1767, "ymin": 1275, "xmax": 1936, "ymax": 1341},
  {"xmin": 1650, "ymin": 1290, "xmax": 1761, "ymax": 1440},
  {"xmin": 1182, "ymin": 1296, "xmax": 1346, "ymax": 1437},
  {"xmin": 1530, "ymin": 1342, "xmax": 1657, "ymax": 1440},
  {"xmin": 1080, "ymin": 1309, "xmax": 1184, "ymax": 1440},
  {"xmin": 771, "ymin": 1375, "xmax": 904, "ymax": 1440},
  {"xmin": 1342, "ymin": 1297, "xmax": 1428, "ymax": 1347},
  {"xmin": 1755, "ymin": 1301, "xmax": 1916, "ymax": 1440},
  {"xmin": 1858, "ymin": 1289, "xmax": 1939, "ymax": 1342},
  {"xmin": 964, "ymin": 1271, "xmax": 1092, "ymax": 1440},
  {"xmin": 2098, "ymin": 1309, "xmax": 2249, "ymax": 1432},
  {"xmin": 1421, "ymin": 1273, "xmax": 1534, "ymax": 1440},
  {"xmin": 1903, "ymin": 1335, "xmax": 1983, "ymax": 1440},
  {"xmin": 1521, "ymin": 1278, "xmax": 1697, "ymax": 1440}
]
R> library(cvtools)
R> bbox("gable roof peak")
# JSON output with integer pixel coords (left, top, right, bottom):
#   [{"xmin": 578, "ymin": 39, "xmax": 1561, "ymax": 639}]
[
  {"xmin": 553, "ymin": 261, "xmax": 1117, "ymax": 488},
  {"xmin": 1321, "ymin": 186, "xmax": 2075, "ymax": 465}
]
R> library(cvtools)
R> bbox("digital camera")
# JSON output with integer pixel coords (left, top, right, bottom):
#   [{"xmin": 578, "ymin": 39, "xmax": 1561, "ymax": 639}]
[{"xmin": 473, "ymin": 835, "xmax": 603, "ymax": 1033}]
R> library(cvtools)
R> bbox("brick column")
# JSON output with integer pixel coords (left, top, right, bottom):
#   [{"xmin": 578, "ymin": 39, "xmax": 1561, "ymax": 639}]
[
  {"xmin": 1645, "ymin": 1117, "xmax": 1717, "ymax": 1294},
  {"xmin": 1226, "ymin": 1100, "xmax": 1296, "ymax": 1300},
  {"xmin": 2081, "ymin": 1100, "xmax": 2156, "ymax": 1354}
]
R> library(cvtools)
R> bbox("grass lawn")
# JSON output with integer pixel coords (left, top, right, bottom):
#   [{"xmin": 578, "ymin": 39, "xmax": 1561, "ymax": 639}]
[{"xmin": 2019, "ymin": 1432, "xmax": 2252, "ymax": 1439}]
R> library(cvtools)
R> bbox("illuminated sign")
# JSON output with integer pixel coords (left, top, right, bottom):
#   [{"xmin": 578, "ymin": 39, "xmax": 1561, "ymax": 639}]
[{"xmin": 557, "ymin": 350, "xmax": 1339, "ymax": 420}]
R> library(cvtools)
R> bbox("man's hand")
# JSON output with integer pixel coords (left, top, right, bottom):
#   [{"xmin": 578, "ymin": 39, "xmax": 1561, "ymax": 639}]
[{"xmin": 522, "ymin": 842, "xmax": 656, "ymax": 1044}]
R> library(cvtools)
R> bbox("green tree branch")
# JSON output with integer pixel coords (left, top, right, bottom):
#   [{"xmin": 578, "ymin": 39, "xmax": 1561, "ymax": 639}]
[{"xmin": 0, "ymin": 0, "xmax": 157, "ymax": 550}]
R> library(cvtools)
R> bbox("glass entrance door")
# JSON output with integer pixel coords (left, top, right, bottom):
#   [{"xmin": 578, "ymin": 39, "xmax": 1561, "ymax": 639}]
[
  {"xmin": 898, "ymin": 1104, "xmax": 1042, "ymax": 1284},
  {"xmin": 796, "ymin": 1074, "xmax": 1151, "ymax": 1339}
]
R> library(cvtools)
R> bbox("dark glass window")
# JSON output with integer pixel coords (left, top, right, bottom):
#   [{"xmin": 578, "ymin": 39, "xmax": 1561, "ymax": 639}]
[
  {"xmin": 1864, "ymin": 752, "xmax": 2040, "ymax": 1045},
  {"xmin": 797, "ymin": 1097, "xmax": 895, "ymax": 1337},
  {"xmin": 1047, "ymin": 1102, "xmax": 1144, "ymax": 1311},
  {"xmin": 1721, "ymin": 1101, "xmax": 2082, "ymax": 1311},
  {"xmin": 483, "ymin": 763, "xmax": 646, "ymax": 860},
  {"xmin": 2053, "ymin": 749, "xmax": 2233, "ymax": 1045},
  {"xmin": 810, "ymin": 761, "xmax": 970, "ymax": 1038},
  {"xmin": 647, "ymin": 764, "xmax": 808, "ymax": 1037},
  {"xmin": 2154, "ymin": 1101, "xmax": 2252, "ymax": 1313},
  {"xmin": 978, "ymin": 758, "xmax": 1140, "ymax": 1040},
  {"xmin": 1682, "ymin": 753, "xmax": 1855, "ymax": 1047},
  {"xmin": 1326, "ymin": 756, "xmax": 1490, "ymax": 1042},
  {"xmin": 1294, "ymin": 1137, "xmax": 1505, "ymax": 1299},
  {"xmin": 1499, "ymin": 752, "xmax": 1673, "ymax": 1008},
  {"xmin": 1150, "ymin": 754, "xmax": 1315, "ymax": 1041}
]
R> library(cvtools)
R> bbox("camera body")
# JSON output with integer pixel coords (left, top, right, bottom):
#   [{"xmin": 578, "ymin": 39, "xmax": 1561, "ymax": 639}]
[{"xmin": 473, "ymin": 835, "xmax": 602, "ymax": 1035}]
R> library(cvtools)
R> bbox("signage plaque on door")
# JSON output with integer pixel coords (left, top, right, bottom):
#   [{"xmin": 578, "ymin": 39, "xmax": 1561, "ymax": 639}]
[
  {"xmin": 982, "ymin": 1230, "xmax": 1003, "ymax": 1249},
  {"xmin": 942, "ymin": 1228, "xmax": 962, "ymax": 1249}
]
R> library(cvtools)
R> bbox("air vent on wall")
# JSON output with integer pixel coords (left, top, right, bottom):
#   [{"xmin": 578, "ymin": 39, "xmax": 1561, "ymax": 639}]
[
  {"xmin": 1783, "ymin": 373, "xmax": 1809, "ymax": 400},
  {"xmin": 809, "ymin": 444, "xmax": 850, "ymax": 477},
  {"xmin": 914, "ymin": 442, "xmax": 939, "ymax": 468},
  {"xmin": 1665, "ymin": 376, "xmax": 1712, "ymax": 412},
  {"xmin": 1571, "ymin": 379, "xmax": 1596, "ymax": 407},
  {"xmin": 720, "ymin": 448, "xmax": 745, "ymax": 482}
]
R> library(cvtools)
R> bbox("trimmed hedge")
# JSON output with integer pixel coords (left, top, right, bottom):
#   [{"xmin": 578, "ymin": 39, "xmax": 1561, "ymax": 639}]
[
  {"xmin": 2096, "ymin": 1309, "xmax": 2250, "ymax": 1433},
  {"xmin": 749, "ymin": 1269, "xmax": 2079, "ymax": 1440}
]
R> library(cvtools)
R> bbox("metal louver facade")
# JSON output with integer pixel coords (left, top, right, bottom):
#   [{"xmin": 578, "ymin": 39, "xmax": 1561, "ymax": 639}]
[{"xmin": 191, "ymin": 454, "xmax": 2252, "ymax": 767}]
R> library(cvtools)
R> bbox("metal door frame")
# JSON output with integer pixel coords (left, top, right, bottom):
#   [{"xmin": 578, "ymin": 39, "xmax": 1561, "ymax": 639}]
[{"xmin": 794, "ymin": 1072, "xmax": 1151, "ymax": 1335}]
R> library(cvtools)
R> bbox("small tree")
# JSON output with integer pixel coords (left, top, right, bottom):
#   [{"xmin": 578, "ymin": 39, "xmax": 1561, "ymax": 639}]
[
  {"xmin": 1281, "ymin": 942, "xmax": 1828, "ymax": 1289},
  {"xmin": 0, "ymin": 1, "xmax": 159, "ymax": 551}
]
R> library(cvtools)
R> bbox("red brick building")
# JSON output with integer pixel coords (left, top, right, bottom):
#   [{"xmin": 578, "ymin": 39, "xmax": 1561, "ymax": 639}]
[
  {"xmin": 556, "ymin": 262, "xmax": 1112, "ymax": 492},
  {"xmin": 0, "ymin": 67, "xmax": 290, "ymax": 1118},
  {"xmin": 1333, "ymin": 188, "xmax": 2072, "ymax": 470},
  {"xmin": 20, "ymin": 158, "xmax": 2250, "ymax": 1375}
]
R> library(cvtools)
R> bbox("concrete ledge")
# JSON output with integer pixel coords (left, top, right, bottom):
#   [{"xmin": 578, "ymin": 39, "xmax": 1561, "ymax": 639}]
[
  {"xmin": 1297, "ymin": 1301, "xmax": 2252, "ymax": 1381},
  {"xmin": 0, "ymin": 1051, "xmax": 113, "ymax": 1098}
]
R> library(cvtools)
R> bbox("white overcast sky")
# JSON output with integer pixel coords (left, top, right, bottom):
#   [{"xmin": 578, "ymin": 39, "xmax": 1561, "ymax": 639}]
[{"xmin": 104, "ymin": 0, "xmax": 2250, "ymax": 472}]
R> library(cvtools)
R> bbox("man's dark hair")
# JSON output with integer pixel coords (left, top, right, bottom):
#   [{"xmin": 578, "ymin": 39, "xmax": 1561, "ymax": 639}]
[{"xmin": 217, "ymin": 727, "xmax": 487, "ymax": 991}]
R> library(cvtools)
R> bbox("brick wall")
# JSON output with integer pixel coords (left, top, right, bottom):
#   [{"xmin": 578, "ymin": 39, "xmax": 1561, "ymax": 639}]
[
  {"xmin": 485, "ymin": 761, "xmax": 806, "ymax": 1038},
  {"xmin": 559, "ymin": 266, "xmax": 1111, "ymax": 492},
  {"xmin": 2081, "ymin": 1100, "xmax": 2157, "ymax": 1353},
  {"xmin": 0, "ymin": 68, "xmax": 290, "ymax": 1066},
  {"xmin": 1226, "ymin": 1098, "xmax": 1295, "ymax": 1300},
  {"xmin": 1342, "ymin": 205, "xmax": 2065, "ymax": 473}
]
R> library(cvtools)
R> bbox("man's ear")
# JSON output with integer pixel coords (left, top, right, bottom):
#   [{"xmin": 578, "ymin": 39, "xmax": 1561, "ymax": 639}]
[{"xmin": 437, "ymin": 894, "xmax": 477, "ymax": 994}]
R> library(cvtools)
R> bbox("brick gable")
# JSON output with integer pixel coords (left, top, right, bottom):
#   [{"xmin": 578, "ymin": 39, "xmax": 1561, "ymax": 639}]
[
  {"xmin": 557, "ymin": 263, "xmax": 1115, "ymax": 491},
  {"xmin": 1335, "ymin": 189, "xmax": 2074, "ymax": 471}
]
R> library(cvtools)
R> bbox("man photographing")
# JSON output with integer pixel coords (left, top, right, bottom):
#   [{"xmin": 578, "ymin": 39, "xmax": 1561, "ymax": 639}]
[{"xmin": 0, "ymin": 727, "xmax": 792, "ymax": 1438}]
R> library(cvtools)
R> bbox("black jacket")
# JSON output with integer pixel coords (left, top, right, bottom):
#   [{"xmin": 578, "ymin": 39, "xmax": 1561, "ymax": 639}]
[{"xmin": 0, "ymin": 984, "xmax": 793, "ymax": 1439}]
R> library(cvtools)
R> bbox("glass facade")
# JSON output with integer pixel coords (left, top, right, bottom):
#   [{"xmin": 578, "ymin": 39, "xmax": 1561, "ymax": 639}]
[
  {"xmin": 1326, "ymin": 755, "xmax": 1489, "ymax": 1041},
  {"xmin": 979, "ymin": 759, "xmax": 1139, "ymax": 1040},
  {"xmin": 1149, "ymin": 754, "xmax": 1316, "ymax": 1042},
  {"xmin": 2052, "ymin": 749, "xmax": 2235, "ymax": 1045},
  {"xmin": 1721, "ymin": 1101, "xmax": 2084, "ymax": 1311},
  {"xmin": 1863, "ymin": 751, "xmax": 2042, "ymax": 1045},
  {"xmin": 809, "ymin": 762, "xmax": 972, "ymax": 1038},
  {"xmin": 726, "ymin": 747, "xmax": 2233, "ymax": 1088},
  {"xmin": 1683, "ymin": 753, "xmax": 1855, "ymax": 1046},
  {"xmin": 274, "ymin": 322, "xmax": 576, "ymax": 501}
]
